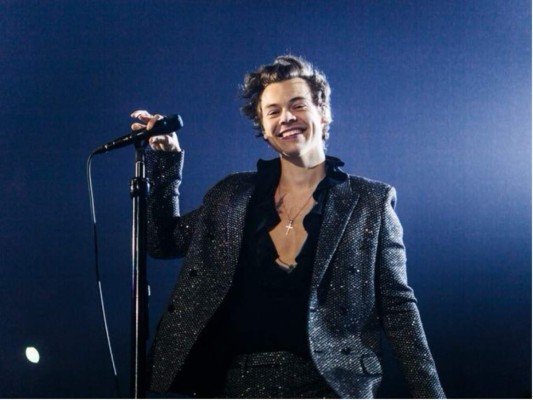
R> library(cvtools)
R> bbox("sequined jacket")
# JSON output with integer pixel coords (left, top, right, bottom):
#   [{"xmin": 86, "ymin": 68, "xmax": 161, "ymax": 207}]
[{"xmin": 146, "ymin": 151, "xmax": 445, "ymax": 399}]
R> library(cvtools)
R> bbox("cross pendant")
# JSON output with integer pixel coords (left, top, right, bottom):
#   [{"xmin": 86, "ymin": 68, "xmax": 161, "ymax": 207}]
[{"xmin": 285, "ymin": 220, "xmax": 294, "ymax": 235}]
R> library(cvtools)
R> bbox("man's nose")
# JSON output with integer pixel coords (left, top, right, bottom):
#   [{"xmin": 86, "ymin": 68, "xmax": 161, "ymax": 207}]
[{"xmin": 281, "ymin": 109, "xmax": 296, "ymax": 123}]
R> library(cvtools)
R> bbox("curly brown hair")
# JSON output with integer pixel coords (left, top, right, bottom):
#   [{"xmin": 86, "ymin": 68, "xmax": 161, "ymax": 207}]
[{"xmin": 240, "ymin": 55, "xmax": 332, "ymax": 141}]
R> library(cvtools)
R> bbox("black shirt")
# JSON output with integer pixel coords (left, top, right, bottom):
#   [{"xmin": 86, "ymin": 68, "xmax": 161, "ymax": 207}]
[{"xmin": 213, "ymin": 156, "xmax": 347, "ymax": 358}]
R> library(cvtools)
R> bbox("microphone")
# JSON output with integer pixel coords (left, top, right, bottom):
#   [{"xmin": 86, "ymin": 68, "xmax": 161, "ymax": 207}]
[{"xmin": 93, "ymin": 114, "xmax": 184, "ymax": 155}]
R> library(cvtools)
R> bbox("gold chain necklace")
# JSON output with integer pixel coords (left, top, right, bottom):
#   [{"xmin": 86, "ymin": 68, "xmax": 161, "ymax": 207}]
[{"xmin": 275, "ymin": 187, "xmax": 314, "ymax": 235}]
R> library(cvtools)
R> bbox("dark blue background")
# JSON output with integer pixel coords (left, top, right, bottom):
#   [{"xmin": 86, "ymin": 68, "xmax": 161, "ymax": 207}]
[{"xmin": 0, "ymin": 1, "xmax": 530, "ymax": 398}]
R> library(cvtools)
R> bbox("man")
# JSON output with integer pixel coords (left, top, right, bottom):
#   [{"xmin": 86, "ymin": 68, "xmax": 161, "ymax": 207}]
[{"xmin": 133, "ymin": 55, "xmax": 445, "ymax": 398}]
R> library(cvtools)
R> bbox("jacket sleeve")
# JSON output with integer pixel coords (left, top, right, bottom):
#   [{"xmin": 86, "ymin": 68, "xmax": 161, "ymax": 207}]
[
  {"xmin": 377, "ymin": 187, "xmax": 446, "ymax": 398},
  {"xmin": 146, "ymin": 150, "xmax": 202, "ymax": 259}
]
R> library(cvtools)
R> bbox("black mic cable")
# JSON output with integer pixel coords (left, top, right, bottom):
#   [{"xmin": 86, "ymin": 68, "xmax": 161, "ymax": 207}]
[{"xmin": 86, "ymin": 153, "xmax": 122, "ymax": 398}]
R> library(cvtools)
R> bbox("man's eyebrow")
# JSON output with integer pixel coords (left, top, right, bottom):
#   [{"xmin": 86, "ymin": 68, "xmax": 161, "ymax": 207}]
[
  {"xmin": 289, "ymin": 96, "xmax": 307, "ymax": 104},
  {"xmin": 263, "ymin": 96, "xmax": 308, "ymax": 109}
]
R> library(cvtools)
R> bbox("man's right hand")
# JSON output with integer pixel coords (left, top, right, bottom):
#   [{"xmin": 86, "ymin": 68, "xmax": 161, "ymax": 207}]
[{"xmin": 131, "ymin": 109, "xmax": 181, "ymax": 152}]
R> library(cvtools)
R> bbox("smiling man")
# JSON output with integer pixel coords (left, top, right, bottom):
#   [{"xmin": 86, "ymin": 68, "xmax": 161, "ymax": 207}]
[
  {"xmin": 260, "ymin": 77, "xmax": 326, "ymax": 163},
  {"xmin": 137, "ymin": 55, "xmax": 445, "ymax": 398}
]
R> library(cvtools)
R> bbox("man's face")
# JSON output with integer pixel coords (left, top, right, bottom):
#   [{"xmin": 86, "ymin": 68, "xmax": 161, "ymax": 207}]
[{"xmin": 260, "ymin": 77, "xmax": 325, "ymax": 162}]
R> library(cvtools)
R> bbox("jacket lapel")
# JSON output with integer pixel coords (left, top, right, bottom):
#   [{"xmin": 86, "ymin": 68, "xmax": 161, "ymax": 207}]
[
  {"xmin": 311, "ymin": 178, "xmax": 359, "ymax": 289},
  {"xmin": 223, "ymin": 175, "xmax": 256, "ymax": 278}
]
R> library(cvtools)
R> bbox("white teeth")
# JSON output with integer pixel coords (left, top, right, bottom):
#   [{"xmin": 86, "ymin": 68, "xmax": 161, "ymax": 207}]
[{"xmin": 281, "ymin": 129, "xmax": 302, "ymax": 138}]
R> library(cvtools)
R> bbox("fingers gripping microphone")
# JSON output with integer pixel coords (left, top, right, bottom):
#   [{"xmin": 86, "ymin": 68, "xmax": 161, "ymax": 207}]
[{"xmin": 94, "ymin": 114, "xmax": 183, "ymax": 155}]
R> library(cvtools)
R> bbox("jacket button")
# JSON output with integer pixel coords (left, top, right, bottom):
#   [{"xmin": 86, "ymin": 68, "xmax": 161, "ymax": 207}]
[
  {"xmin": 341, "ymin": 347, "xmax": 352, "ymax": 355},
  {"xmin": 189, "ymin": 269, "xmax": 198, "ymax": 277},
  {"xmin": 339, "ymin": 306, "xmax": 348, "ymax": 316},
  {"xmin": 167, "ymin": 304, "xmax": 176, "ymax": 313}
]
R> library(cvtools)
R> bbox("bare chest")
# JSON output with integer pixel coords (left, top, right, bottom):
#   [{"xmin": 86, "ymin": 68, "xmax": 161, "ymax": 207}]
[{"xmin": 269, "ymin": 199, "xmax": 315, "ymax": 269}]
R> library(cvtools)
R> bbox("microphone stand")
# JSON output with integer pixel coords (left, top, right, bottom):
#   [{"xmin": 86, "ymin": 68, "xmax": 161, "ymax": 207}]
[
  {"xmin": 92, "ymin": 116, "xmax": 182, "ymax": 398},
  {"xmin": 129, "ymin": 141, "xmax": 149, "ymax": 398}
]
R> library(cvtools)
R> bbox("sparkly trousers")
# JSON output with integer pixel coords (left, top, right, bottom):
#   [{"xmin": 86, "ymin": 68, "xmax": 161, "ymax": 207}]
[{"xmin": 221, "ymin": 351, "xmax": 338, "ymax": 399}]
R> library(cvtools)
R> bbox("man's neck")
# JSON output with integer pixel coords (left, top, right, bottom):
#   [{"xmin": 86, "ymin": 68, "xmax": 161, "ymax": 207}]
[{"xmin": 278, "ymin": 154, "xmax": 327, "ymax": 191}]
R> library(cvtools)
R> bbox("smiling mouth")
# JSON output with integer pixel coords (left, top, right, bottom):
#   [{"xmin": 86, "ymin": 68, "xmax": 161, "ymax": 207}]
[{"xmin": 277, "ymin": 128, "xmax": 304, "ymax": 139}]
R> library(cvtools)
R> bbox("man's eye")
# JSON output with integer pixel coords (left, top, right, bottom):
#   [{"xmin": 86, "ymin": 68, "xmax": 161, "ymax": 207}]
[
  {"xmin": 294, "ymin": 103, "xmax": 306, "ymax": 110},
  {"xmin": 267, "ymin": 110, "xmax": 280, "ymax": 116}
]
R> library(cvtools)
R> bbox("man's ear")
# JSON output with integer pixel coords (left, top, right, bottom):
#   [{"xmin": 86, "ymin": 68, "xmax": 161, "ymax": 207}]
[
  {"xmin": 320, "ymin": 112, "xmax": 328, "ymax": 140},
  {"xmin": 320, "ymin": 107, "xmax": 328, "ymax": 124},
  {"xmin": 261, "ymin": 125, "xmax": 268, "ymax": 140}
]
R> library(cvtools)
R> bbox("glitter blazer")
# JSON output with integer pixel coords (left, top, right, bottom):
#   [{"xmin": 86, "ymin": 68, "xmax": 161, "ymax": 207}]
[{"xmin": 146, "ymin": 151, "xmax": 445, "ymax": 399}]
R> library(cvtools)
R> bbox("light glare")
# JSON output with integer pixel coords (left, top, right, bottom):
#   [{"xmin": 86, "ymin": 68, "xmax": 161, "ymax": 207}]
[{"xmin": 25, "ymin": 347, "xmax": 40, "ymax": 364}]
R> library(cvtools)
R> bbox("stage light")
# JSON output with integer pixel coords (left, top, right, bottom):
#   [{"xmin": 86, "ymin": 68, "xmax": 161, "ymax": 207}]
[{"xmin": 25, "ymin": 347, "xmax": 40, "ymax": 364}]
